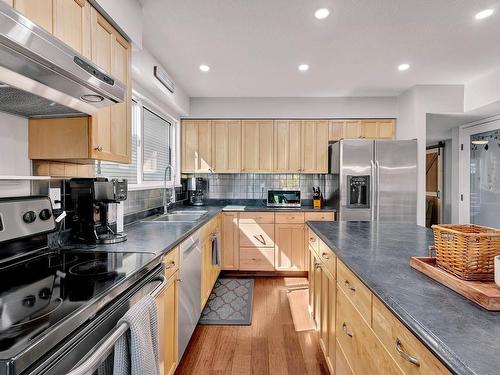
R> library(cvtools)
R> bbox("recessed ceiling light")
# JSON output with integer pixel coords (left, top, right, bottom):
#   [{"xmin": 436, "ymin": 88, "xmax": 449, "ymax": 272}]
[
  {"xmin": 298, "ymin": 64, "xmax": 309, "ymax": 71},
  {"xmin": 398, "ymin": 63, "xmax": 410, "ymax": 71},
  {"xmin": 314, "ymin": 8, "xmax": 330, "ymax": 19},
  {"xmin": 199, "ymin": 64, "xmax": 210, "ymax": 72},
  {"xmin": 475, "ymin": 9, "xmax": 494, "ymax": 20}
]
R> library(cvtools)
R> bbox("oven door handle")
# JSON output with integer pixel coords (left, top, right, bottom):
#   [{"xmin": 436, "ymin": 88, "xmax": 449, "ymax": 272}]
[{"xmin": 66, "ymin": 275, "xmax": 166, "ymax": 375}]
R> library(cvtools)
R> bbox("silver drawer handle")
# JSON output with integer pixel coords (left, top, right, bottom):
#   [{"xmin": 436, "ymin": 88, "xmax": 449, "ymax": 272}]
[
  {"xmin": 321, "ymin": 252, "xmax": 330, "ymax": 260},
  {"xmin": 94, "ymin": 145, "xmax": 103, "ymax": 152},
  {"xmin": 314, "ymin": 262, "xmax": 321, "ymax": 269},
  {"xmin": 165, "ymin": 260, "xmax": 176, "ymax": 269},
  {"xmin": 342, "ymin": 322, "xmax": 353, "ymax": 338},
  {"xmin": 344, "ymin": 280, "xmax": 356, "ymax": 292},
  {"xmin": 253, "ymin": 234, "xmax": 266, "ymax": 245},
  {"xmin": 395, "ymin": 338, "xmax": 420, "ymax": 367},
  {"xmin": 309, "ymin": 237, "xmax": 316, "ymax": 242}
]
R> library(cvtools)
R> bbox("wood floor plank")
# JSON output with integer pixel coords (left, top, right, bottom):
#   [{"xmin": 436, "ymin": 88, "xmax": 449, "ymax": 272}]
[{"xmin": 175, "ymin": 277, "xmax": 329, "ymax": 375}]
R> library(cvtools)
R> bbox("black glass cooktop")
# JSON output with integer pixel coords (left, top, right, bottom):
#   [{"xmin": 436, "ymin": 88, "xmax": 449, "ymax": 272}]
[{"xmin": 0, "ymin": 250, "xmax": 155, "ymax": 355}]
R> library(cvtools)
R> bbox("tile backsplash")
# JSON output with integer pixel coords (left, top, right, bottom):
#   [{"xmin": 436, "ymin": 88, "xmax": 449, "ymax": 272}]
[{"xmin": 185, "ymin": 173, "xmax": 337, "ymax": 203}]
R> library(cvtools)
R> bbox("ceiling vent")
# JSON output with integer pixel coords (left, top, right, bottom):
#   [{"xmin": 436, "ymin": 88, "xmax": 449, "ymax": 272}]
[{"xmin": 154, "ymin": 66, "xmax": 175, "ymax": 94}]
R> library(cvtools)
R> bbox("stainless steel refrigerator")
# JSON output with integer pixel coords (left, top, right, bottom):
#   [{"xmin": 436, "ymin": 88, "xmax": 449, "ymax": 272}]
[{"xmin": 329, "ymin": 139, "xmax": 417, "ymax": 223}]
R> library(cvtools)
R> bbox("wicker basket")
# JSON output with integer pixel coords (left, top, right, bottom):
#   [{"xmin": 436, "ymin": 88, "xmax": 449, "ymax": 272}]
[{"xmin": 431, "ymin": 224, "xmax": 500, "ymax": 281}]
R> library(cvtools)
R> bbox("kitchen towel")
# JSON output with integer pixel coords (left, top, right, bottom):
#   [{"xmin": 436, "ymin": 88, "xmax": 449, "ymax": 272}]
[
  {"xmin": 212, "ymin": 232, "xmax": 220, "ymax": 266},
  {"xmin": 113, "ymin": 294, "xmax": 159, "ymax": 375}
]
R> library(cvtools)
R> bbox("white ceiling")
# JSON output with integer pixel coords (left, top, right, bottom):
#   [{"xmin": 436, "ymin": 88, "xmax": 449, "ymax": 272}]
[{"xmin": 140, "ymin": 0, "xmax": 500, "ymax": 97}]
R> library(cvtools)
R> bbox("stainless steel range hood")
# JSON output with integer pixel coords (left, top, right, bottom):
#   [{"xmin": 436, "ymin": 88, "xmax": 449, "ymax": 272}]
[{"xmin": 0, "ymin": 2, "xmax": 126, "ymax": 118}]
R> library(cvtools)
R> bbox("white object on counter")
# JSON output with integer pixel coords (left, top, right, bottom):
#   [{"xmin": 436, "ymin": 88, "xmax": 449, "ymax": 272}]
[
  {"xmin": 495, "ymin": 255, "xmax": 500, "ymax": 287},
  {"xmin": 116, "ymin": 202, "xmax": 124, "ymax": 233},
  {"xmin": 222, "ymin": 205, "xmax": 246, "ymax": 211}
]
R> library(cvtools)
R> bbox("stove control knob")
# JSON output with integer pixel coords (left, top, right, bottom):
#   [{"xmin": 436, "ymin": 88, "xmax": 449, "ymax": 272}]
[
  {"xmin": 22, "ymin": 211, "xmax": 37, "ymax": 224},
  {"xmin": 22, "ymin": 295, "xmax": 36, "ymax": 307},
  {"xmin": 39, "ymin": 209, "xmax": 52, "ymax": 221}
]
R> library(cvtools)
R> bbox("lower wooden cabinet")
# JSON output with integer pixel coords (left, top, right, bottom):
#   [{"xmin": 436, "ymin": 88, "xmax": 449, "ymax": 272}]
[
  {"xmin": 274, "ymin": 223, "xmax": 306, "ymax": 271},
  {"xmin": 221, "ymin": 212, "xmax": 239, "ymax": 270},
  {"xmin": 200, "ymin": 216, "xmax": 221, "ymax": 310},
  {"xmin": 320, "ymin": 263, "xmax": 336, "ymax": 372},
  {"xmin": 156, "ymin": 270, "xmax": 179, "ymax": 375}
]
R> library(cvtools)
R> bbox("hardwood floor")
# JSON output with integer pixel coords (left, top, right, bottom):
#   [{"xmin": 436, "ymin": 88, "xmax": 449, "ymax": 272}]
[{"xmin": 175, "ymin": 277, "xmax": 329, "ymax": 375}]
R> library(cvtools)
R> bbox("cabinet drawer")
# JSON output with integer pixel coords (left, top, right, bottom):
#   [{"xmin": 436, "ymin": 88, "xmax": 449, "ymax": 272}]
[
  {"xmin": 163, "ymin": 247, "xmax": 179, "ymax": 280},
  {"xmin": 275, "ymin": 212, "xmax": 304, "ymax": 224},
  {"xmin": 318, "ymin": 240, "xmax": 336, "ymax": 279},
  {"xmin": 336, "ymin": 339, "xmax": 354, "ymax": 375},
  {"xmin": 337, "ymin": 260, "xmax": 372, "ymax": 324},
  {"xmin": 239, "ymin": 212, "xmax": 274, "ymax": 224},
  {"xmin": 372, "ymin": 297, "xmax": 451, "ymax": 375},
  {"xmin": 239, "ymin": 247, "xmax": 275, "ymax": 271},
  {"xmin": 336, "ymin": 287, "xmax": 403, "ymax": 375},
  {"xmin": 308, "ymin": 228, "xmax": 320, "ymax": 254},
  {"xmin": 239, "ymin": 223, "xmax": 274, "ymax": 248},
  {"xmin": 305, "ymin": 211, "xmax": 335, "ymax": 222}
]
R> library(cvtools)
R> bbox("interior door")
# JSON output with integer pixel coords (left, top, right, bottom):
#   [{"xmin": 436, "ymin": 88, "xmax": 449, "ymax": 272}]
[
  {"xmin": 375, "ymin": 140, "xmax": 417, "ymax": 224},
  {"xmin": 426, "ymin": 147, "xmax": 442, "ymax": 227}
]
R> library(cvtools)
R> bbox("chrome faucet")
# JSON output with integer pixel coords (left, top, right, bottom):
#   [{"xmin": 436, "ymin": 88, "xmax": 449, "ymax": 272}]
[{"xmin": 163, "ymin": 164, "xmax": 176, "ymax": 214}]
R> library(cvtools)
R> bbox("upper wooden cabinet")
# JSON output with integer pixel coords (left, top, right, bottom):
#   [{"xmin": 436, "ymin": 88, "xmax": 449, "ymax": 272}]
[
  {"xmin": 211, "ymin": 120, "xmax": 241, "ymax": 173},
  {"xmin": 273, "ymin": 120, "xmax": 302, "ymax": 173},
  {"xmin": 301, "ymin": 120, "xmax": 329, "ymax": 173},
  {"xmin": 14, "ymin": 0, "xmax": 53, "ymax": 32},
  {"xmin": 181, "ymin": 120, "xmax": 213, "ymax": 173},
  {"xmin": 329, "ymin": 119, "xmax": 396, "ymax": 141},
  {"xmin": 28, "ymin": 4, "xmax": 132, "ymax": 164},
  {"xmin": 53, "ymin": 0, "xmax": 91, "ymax": 57},
  {"xmin": 241, "ymin": 120, "xmax": 274, "ymax": 173}
]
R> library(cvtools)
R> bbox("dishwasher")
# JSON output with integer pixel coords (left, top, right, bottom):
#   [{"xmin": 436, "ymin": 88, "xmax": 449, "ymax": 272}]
[{"xmin": 178, "ymin": 230, "xmax": 201, "ymax": 361}]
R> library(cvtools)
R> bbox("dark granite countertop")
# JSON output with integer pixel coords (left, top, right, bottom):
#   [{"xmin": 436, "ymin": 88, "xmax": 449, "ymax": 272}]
[{"xmin": 307, "ymin": 221, "xmax": 500, "ymax": 375}]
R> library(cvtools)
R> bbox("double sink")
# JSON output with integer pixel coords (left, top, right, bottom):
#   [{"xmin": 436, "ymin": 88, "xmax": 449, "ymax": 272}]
[{"xmin": 141, "ymin": 210, "xmax": 208, "ymax": 223}]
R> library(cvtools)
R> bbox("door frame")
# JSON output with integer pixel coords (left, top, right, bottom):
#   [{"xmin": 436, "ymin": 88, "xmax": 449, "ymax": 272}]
[
  {"xmin": 425, "ymin": 146, "xmax": 443, "ymax": 225},
  {"xmin": 458, "ymin": 115, "xmax": 500, "ymax": 223}
]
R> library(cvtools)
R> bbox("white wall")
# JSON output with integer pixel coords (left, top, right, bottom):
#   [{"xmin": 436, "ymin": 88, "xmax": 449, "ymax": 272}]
[
  {"xmin": 397, "ymin": 85, "xmax": 464, "ymax": 226},
  {"xmin": 187, "ymin": 97, "xmax": 398, "ymax": 119},
  {"xmin": 465, "ymin": 68, "xmax": 500, "ymax": 113},
  {"xmin": 0, "ymin": 112, "xmax": 31, "ymax": 197}
]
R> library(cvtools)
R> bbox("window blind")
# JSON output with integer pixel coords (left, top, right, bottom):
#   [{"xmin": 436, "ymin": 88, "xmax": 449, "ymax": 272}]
[
  {"xmin": 96, "ymin": 100, "xmax": 139, "ymax": 184},
  {"xmin": 143, "ymin": 107, "xmax": 172, "ymax": 181}
]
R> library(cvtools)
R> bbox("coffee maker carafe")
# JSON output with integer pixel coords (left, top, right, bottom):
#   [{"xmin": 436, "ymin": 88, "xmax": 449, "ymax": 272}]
[
  {"xmin": 187, "ymin": 177, "xmax": 206, "ymax": 206},
  {"xmin": 69, "ymin": 178, "xmax": 128, "ymax": 244}
]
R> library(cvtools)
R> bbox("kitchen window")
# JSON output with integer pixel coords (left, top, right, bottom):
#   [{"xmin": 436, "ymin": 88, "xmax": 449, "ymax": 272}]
[{"xmin": 97, "ymin": 98, "xmax": 176, "ymax": 189}]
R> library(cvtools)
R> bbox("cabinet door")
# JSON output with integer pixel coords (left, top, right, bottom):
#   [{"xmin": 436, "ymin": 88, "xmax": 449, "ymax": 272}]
[
  {"xmin": 157, "ymin": 273, "xmax": 178, "ymax": 375},
  {"xmin": 275, "ymin": 223, "xmax": 305, "ymax": 271},
  {"xmin": 53, "ymin": 0, "xmax": 91, "ymax": 57},
  {"xmin": 181, "ymin": 120, "xmax": 212, "ymax": 173},
  {"xmin": 312, "ymin": 252, "xmax": 321, "ymax": 329},
  {"xmin": 320, "ymin": 266, "xmax": 336, "ymax": 372},
  {"xmin": 344, "ymin": 120, "xmax": 363, "ymax": 139},
  {"xmin": 3, "ymin": 0, "xmax": 13, "ymax": 7},
  {"xmin": 212, "ymin": 120, "xmax": 241, "ymax": 172},
  {"xmin": 329, "ymin": 120, "xmax": 345, "ymax": 141},
  {"xmin": 14, "ymin": 0, "xmax": 53, "ymax": 32},
  {"xmin": 273, "ymin": 120, "xmax": 302, "ymax": 172},
  {"xmin": 301, "ymin": 120, "xmax": 329, "ymax": 173},
  {"xmin": 241, "ymin": 120, "xmax": 273, "ymax": 172},
  {"xmin": 221, "ymin": 212, "xmax": 239, "ymax": 270},
  {"xmin": 377, "ymin": 119, "xmax": 396, "ymax": 139},
  {"xmin": 361, "ymin": 119, "xmax": 396, "ymax": 140},
  {"xmin": 308, "ymin": 247, "xmax": 315, "ymax": 314}
]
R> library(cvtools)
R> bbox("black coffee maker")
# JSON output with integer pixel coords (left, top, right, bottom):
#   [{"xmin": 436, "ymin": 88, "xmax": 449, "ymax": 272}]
[{"xmin": 69, "ymin": 178, "xmax": 128, "ymax": 244}]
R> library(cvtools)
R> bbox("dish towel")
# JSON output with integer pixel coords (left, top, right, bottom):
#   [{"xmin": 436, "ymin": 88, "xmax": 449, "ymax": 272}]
[
  {"xmin": 212, "ymin": 232, "xmax": 221, "ymax": 266},
  {"xmin": 113, "ymin": 294, "xmax": 160, "ymax": 375}
]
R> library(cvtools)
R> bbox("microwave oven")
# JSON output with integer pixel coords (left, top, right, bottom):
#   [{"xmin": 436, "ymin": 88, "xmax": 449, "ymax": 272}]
[{"xmin": 267, "ymin": 190, "xmax": 301, "ymax": 208}]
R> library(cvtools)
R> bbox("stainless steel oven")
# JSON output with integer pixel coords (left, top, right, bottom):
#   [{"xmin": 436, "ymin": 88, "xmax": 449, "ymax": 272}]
[{"xmin": 267, "ymin": 190, "xmax": 301, "ymax": 208}]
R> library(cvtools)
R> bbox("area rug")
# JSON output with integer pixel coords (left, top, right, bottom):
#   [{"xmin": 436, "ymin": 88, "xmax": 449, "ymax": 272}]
[{"xmin": 199, "ymin": 278, "xmax": 254, "ymax": 325}]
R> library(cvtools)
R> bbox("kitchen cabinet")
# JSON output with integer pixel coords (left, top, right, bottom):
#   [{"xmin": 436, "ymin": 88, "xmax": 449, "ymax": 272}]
[
  {"xmin": 53, "ymin": 0, "xmax": 91, "ymax": 57},
  {"xmin": 181, "ymin": 120, "xmax": 213, "ymax": 173},
  {"xmin": 301, "ymin": 120, "xmax": 329, "ymax": 173},
  {"xmin": 157, "ymin": 271, "xmax": 179, "ymax": 375},
  {"xmin": 311, "ymin": 251, "xmax": 322, "ymax": 329},
  {"xmin": 241, "ymin": 120, "xmax": 274, "ymax": 172},
  {"xmin": 273, "ymin": 120, "xmax": 302, "ymax": 172},
  {"xmin": 238, "ymin": 212, "xmax": 275, "ymax": 271},
  {"xmin": 329, "ymin": 119, "xmax": 396, "ymax": 141},
  {"xmin": 274, "ymin": 223, "xmax": 306, "ymax": 271},
  {"xmin": 329, "ymin": 120, "xmax": 362, "ymax": 141},
  {"xmin": 14, "ymin": 0, "xmax": 53, "ymax": 32},
  {"xmin": 200, "ymin": 216, "xmax": 221, "ymax": 310},
  {"xmin": 361, "ymin": 119, "xmax": 396, "ymax": 139},
  {"xmin": 2, "ymin": 0, "xmax": 13, "ymax": 7},
  {"xmin": 211, "ymin": 120, "xmax": 241, "ymax": 173},
  {"xmin": 337, "ymin": 260, "xmax": 372, "ymax": 325},
  {"xmin": 221, "ymin": 212, "xmax": 239, "ymax": 270},
  {"xmin": 304, "ymin": 211, "xmax": 336, "ymax": 222}
]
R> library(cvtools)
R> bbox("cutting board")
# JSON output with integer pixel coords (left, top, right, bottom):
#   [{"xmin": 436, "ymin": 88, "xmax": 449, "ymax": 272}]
[{"xmin": 410, "ymin": 257, "xmax": 500, "ymax": 311}]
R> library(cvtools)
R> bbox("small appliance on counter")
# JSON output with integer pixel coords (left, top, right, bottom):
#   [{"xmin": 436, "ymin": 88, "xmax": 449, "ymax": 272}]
[
  {"xmin": 186, "ymin": 177, "xmax": 206, "ymax": 206},
  {"xmin": 69, "ymin": 178, "xmax": 128, "ymax": 244},
  {"xmin": 312, "ymin": 187, "xmax": 324, "ymax": 209},
  {"xmin": 267, "ymin": 190, "xmax": 301, "ymax": 208}
]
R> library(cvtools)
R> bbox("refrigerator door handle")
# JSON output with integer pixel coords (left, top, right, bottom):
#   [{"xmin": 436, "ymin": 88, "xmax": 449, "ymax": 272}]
[
  {"xmin": 375, "ymin": 160, "xmax": 381, "ymax": 221},
  {"xmin": 370, "ymin": 159, "xmax": 376, "ymax": 221}
]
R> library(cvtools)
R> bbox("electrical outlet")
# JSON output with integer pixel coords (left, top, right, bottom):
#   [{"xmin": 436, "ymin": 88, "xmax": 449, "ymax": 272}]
[{"xmin": 49, "ymin": 188, "xmax": 61, "ymax": 209}]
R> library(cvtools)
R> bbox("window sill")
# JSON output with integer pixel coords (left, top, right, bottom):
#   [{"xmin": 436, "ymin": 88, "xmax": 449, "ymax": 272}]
[{"xmin": 128, "ymin": 182, "xmax": 182, "ymax": 191}]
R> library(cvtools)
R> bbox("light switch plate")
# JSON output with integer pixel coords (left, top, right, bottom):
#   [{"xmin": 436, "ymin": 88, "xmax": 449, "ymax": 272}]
[{"xmin": 49, "ymin": 188, "xmax": 61, "ymax": 209}]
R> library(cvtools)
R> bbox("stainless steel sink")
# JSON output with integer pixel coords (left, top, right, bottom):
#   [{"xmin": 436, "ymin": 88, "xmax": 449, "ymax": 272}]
[{"xmin": 142, "ymin": 212, "xmax": 207, "ymax": 223}]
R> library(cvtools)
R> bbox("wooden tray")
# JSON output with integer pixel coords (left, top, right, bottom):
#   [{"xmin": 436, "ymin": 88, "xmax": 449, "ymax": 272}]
[{"xmin": 410, "ymin": 257, "xmax": 500, "ymax": 311}]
